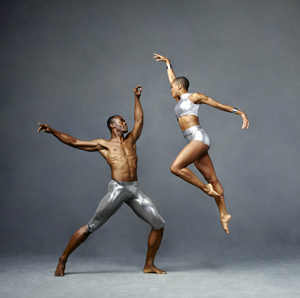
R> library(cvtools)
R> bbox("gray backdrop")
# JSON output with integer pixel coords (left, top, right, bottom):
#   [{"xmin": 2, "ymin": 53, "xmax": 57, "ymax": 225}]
[{"xmin": 1, "ymin": 0, "xmax": 299, "ymax": 259}]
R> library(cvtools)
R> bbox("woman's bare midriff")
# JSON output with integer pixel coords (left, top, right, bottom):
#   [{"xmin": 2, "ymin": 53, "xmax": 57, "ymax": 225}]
[{"xmin": 178, "ymin": 115, "xmax": 199, "ymax": 131}]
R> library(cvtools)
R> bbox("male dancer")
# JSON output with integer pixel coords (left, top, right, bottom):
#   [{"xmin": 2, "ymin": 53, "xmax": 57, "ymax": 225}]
[{"xmin": 38, "ymin": 85, "xmax": 166, "ymax": 276}]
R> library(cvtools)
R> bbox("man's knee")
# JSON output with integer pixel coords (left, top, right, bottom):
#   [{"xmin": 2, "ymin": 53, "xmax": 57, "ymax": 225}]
[
  {"xmin": 153, "ymin": 218, "xmax": 165, "ymax": 230},
  {"xmin": 82, "ymin": 224, "xmax": 92, "ymax": 235},
  {"xmin": 86, "ymin": 222, "xmax": 102, "ymax": 233}
]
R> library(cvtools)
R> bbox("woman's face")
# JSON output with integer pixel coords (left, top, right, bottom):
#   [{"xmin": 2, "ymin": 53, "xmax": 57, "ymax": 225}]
[{"xmin": 170, "ymin": 82, "xmax": 180, "ymax": 98}]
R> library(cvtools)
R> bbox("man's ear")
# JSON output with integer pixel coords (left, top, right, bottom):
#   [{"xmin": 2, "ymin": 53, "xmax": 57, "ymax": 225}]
[
  {"xmin": 177, "ymin": 84, "xmax": 182, "ymax": 90},
  {"xmin": 110, "ymin": 123, "xmax": 116, "ymax": 130}
]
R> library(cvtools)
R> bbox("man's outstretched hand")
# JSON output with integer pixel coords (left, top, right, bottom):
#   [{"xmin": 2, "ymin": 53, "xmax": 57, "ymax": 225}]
[
  {"xmin": 134, "ymin": 85, "xmax": 143, "ymax": 98},
  {"xmin": 38, "ymin": 123, "xmax": 52, "ymax": 133}
]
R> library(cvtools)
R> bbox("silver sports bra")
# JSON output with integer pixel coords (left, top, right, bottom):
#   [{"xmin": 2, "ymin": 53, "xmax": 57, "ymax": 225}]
[{"xmin": 174, "ymin": 93, "xmax": 200, "ymax": 120}]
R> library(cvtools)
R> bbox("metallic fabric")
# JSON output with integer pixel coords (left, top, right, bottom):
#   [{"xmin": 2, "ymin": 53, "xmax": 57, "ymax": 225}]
[
  {"xmin": 174, "ymin": 93, "xmax": 200, "ymax": 120},
  {"xmin": 182, "ymin": 125, "xmax": 211, "ymax": 147},
  {"xmin": 87, "ymin": 180, "xmax": 165, "ymax": 233}
]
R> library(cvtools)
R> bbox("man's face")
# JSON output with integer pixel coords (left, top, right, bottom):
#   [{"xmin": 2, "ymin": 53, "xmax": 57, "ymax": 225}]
[{"xmin": 113, "ymin": 116, "xmax": 128, "ymax": 133}]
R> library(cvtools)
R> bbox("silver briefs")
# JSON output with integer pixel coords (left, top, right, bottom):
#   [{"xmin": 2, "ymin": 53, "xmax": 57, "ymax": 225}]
[
  {"xmin": 86, "ymin": 180, "xmax": 165, "ymax": 233},
  {"xmin": 182, "ymin": 125, "xmax": 211, "ymax": 147}
]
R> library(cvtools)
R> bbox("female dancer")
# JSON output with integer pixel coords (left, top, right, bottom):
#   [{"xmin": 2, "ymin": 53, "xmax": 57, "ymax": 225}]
[{"xmin": 153, "ymin": 53, "xmax": 249, "ymax": 234}]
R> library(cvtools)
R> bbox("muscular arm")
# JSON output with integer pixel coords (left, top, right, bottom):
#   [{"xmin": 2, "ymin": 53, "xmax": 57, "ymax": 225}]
[
  {"xmin": 37, "ymin": 123, "xmax": 104, "ymax": 151},
  {"xmin": 128, "ymin": 85, "xmax": 144, "ymax": 143},
  {"xmin": 192, "ymin": 94, "xmax": 250, "ymax": 129},
  {"xmin": 153, "ymin": 53, "xmax": 176, "ymax": 85}
]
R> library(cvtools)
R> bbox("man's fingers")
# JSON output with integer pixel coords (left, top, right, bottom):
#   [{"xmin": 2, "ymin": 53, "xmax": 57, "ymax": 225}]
[
  {"xmin": 134, "ymin": 85, "xmax": 142, "ymax": 91},
  {"xmin": 38, "ymin": 123, "xmax": 43, "ymax": 133},
  {"xmin": 38, "ymin": 123, "xmax": 48, "ymax": 132}
]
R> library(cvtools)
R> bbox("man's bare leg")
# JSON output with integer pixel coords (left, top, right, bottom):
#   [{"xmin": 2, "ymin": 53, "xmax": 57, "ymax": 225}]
[
  {"xmin": 143, "ymin": 228, "xmax": 166, "ymax": 274},
  {"xmin": 55, "ymin": 225, "xmax": 91, "ymax": 276}
]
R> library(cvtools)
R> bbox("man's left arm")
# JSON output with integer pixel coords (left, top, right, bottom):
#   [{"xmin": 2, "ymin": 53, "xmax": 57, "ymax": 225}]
[{"xmin": 129, "ymin": 85, "xmax": 144, "ymax": 142}]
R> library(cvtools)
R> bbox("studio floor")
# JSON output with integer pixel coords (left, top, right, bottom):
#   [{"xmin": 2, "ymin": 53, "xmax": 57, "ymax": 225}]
[{"xmin": 0, "ymin": 248, "xmax": 299, "ymax": 298}]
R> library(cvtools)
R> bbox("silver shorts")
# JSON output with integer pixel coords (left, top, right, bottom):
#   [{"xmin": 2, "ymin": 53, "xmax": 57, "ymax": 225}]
[
  {"xmin": 182, "ymin": 125, "xmax": 211, "ymax": 147},
  {"xmin": 86, "ymin": 180, "xmax": 165, "ymax": 233}
]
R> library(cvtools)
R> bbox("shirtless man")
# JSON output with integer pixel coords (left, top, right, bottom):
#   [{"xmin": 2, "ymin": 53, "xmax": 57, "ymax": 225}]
[{"xmin": 38, "ymin": 85, "xmax": 166, "ymax": 276}]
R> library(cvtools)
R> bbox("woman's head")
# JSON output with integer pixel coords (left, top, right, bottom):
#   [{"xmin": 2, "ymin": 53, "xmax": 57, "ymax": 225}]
[
  {"xmin": 171, "ymin": 76, "xmax": 189, "ymax": 98},
  {"xmin": 172, "ymin": 77, "xmax": 189, "ymax": 90}
]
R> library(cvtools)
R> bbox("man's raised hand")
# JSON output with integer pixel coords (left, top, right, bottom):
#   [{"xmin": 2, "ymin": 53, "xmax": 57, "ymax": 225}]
[{"xmin": 134, "ymin": 85, "xmax": 143, "ymax": 97}]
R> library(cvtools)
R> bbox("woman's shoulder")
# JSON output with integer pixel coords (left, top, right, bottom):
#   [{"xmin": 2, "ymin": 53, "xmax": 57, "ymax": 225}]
[{"xmin": 188, "ymin": 92, "xmax": 203, "ymax": 104}]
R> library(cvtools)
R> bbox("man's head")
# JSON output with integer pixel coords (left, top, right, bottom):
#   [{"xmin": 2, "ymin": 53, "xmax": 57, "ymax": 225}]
[
  {"xmin": 107, "ymin": 115, "xmax": 128, "ymax": 133},
  {"xmin": 170, "ymin": 76, "xmax": 189, "ymax": 98}
]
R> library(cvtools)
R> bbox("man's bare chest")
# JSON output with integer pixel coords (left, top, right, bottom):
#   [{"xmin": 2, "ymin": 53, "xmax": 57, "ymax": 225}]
[{"xmin": 106, "ymin": 142, "xmax": 137, "ymax": 162}]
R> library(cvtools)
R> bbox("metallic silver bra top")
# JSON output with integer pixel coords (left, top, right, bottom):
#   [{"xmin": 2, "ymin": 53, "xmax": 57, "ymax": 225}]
[{"xmin": 174, "ymin": 93, "xmax": 200, "ymax": 120}]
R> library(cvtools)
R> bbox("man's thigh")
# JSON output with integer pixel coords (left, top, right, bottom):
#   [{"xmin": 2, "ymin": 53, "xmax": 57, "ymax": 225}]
[
  {"xmin": 86, "ymin": 181, "xmax": 127, "ymax": 232},
  {"xmin": 127, "ymin": 189, "xmax": 165, "ymax": 229}
]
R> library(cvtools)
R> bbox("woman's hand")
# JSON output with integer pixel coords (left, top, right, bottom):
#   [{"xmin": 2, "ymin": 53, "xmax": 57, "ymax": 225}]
[
  {"xmin": 153, "ymin": 53, "xmax": 170, "ymax": 64},
  {"xmin": 153, "ymin": 53, "xmax": 175, "ymax": 84},
  {"xmin": 240, "ymin": 112, "xmax": 249, "ymax": 129}
]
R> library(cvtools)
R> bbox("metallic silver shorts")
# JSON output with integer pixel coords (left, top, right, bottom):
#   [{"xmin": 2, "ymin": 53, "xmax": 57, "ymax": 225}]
[
  {"xmin": 182, "ymin": 125, "xmax": 211, "ymax": 147},
  {"xmin": 86, "ymin": 180, "xmax": 165, "ymax": 233}
]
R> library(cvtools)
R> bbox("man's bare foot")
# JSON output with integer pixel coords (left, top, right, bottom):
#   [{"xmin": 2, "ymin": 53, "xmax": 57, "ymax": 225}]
[
  {"xmin": 143, "ymin": 264, "xmax": 166, "ymax": 274},
  {"xmin": 205, "ymin": 183, "xmax": 221, "ymax": 199},
  {"xmin": 220, "ymin": 214, "xmax": 231, "ymax": 235},
  {"xmin": 54, "ymin": 260, "xmax": 66, "ymax": 277}
]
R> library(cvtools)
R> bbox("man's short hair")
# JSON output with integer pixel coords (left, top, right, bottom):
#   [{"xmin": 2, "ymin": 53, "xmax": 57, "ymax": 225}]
[
  {"xmin": 107, "ymin": 115, "xmax": 119, "ymax": 131},
  {"xmin": 173, "ymin": 76, "xmax": 189, "ymax": 90}
]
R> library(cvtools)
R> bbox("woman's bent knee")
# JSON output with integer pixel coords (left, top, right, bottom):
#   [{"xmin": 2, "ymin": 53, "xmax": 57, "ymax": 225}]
[{"xmin": 170, "ymin": 164, "xmax": 180, "ymax": 176}]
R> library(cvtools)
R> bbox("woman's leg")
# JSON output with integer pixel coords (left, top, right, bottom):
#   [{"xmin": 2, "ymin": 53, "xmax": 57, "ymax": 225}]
[
  {"xmin": 170, "ymin": 140, "xmax": 220, "ymax": 198},
  {"xmin": 194, "ymin": 152, "xmax": 231, "ymax": 234}
]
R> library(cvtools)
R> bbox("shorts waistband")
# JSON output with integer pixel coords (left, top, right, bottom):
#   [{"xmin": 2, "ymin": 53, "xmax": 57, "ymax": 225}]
[{"xmin": 182, "ymin": 125, "xmax": 202, "ymax": 137}]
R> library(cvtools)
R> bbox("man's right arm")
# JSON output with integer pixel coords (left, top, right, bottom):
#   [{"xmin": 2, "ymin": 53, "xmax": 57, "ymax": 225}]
[{"xmin": 38, "ymin": 123, "xmax": 104, "ymax": 151}]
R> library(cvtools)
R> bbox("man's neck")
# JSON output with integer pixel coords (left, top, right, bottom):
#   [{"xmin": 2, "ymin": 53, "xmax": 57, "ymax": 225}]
[{"xmin": 110, "ymin": 131, "xmax": 125, "ymax": 142}]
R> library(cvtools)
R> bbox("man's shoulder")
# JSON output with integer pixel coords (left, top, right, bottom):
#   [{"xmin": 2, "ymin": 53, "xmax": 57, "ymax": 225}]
[
  {"xmin": 92, "ymin": 138, "xmax": 110, "ymax": 148},
  {"xmin": 102, "ymin": 138, "xmax": 124, "ymax": 148}
]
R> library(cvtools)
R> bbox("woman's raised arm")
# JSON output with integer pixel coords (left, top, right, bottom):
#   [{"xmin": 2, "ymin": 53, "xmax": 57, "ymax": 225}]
[{"xmin": 153, "ymin": 53, "xmax": 176, "ymax": 85}]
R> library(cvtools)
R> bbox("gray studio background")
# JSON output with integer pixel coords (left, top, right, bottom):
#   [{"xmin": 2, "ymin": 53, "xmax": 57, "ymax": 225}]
[{"xmin": 1, "ymin": 0, "xmax": 299, "ymax": 262}]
